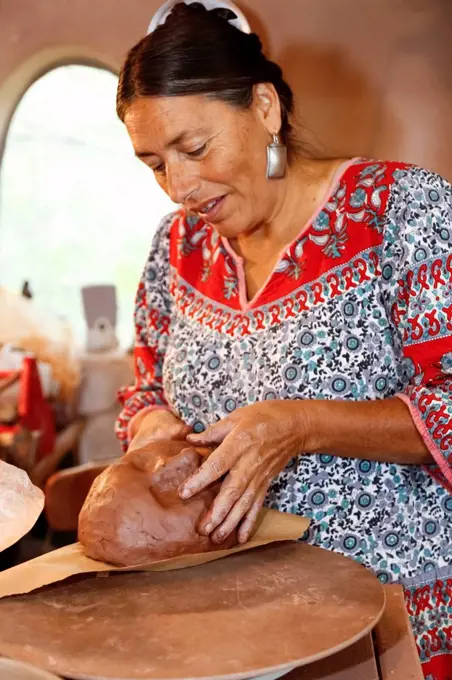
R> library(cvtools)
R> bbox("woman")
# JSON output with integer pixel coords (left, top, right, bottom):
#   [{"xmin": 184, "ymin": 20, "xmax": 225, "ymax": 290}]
[{"xmin": 115, "ymin": 3, "xmax": 452, "ymax": 677}]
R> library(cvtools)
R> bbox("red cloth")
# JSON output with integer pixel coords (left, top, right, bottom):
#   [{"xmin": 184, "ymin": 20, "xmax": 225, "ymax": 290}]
[{"xmin": 1, "ymin": 357, "xmax": 55, "ymax": 461}]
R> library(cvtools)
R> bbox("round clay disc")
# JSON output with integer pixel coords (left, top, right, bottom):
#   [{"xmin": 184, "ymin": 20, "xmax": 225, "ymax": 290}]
[
  {"xmin": 0, "ymin": 461, "xmax": 44, "ymax": 553},
  {"xmin": 0, "ymin": 543, "xmax": 385, "ymax": 680}
]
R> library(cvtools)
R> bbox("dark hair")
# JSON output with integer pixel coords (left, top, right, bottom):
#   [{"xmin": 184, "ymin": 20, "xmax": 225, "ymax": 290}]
[{"xmin": 117, "ymin": 2, "xmax": 298, "ymax": 155}]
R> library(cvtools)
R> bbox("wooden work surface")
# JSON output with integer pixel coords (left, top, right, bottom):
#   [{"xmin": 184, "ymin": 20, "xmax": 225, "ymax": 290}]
[{"xmin": 0, "ymin": 543, "xmax": 385, "ymax": 680}]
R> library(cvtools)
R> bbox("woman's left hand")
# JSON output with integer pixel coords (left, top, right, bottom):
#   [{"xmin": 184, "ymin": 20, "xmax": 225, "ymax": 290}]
[{"xmin": 179, "ymin": 400, "xmax": 308, "ymax": 545}]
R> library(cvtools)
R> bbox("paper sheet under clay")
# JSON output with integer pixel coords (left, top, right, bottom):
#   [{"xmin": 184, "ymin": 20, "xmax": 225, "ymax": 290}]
[
  {"xmin": 0, "ymin": 508, "xmax": 309, "ymax": 599},
  {"xmin": 0, "ymin": 461, "xmax": 44, "ymax": 553}
]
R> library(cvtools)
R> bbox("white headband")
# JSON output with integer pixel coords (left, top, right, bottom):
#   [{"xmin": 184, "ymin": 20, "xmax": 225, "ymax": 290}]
[{"xmin": 147, "ymin": 0, "xmax": 251, "ymax": 35}]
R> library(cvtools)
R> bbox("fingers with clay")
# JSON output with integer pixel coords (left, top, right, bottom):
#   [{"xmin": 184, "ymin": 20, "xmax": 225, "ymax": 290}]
[
  {"xmin": 179, "ymin": 418, "xmax": 237, "ymax": 498},
  {"xmin": 129, "ymin": 410, "xmax": 192, "ymax": 452},
  {"xmin": 178, "ymin": 401, "xmax": 307, "ymax": 545}
]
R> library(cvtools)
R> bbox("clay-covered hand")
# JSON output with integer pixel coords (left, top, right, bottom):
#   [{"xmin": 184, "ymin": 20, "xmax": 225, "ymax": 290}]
[
  {"xmin": 78, "ymin": 439, "xmax": 237, "ymax": 566},
  {"xmin": 179, "ymin": 401, "xmax": 307, "ymax": 545},
  {"xmin": 128, "ymin": 409, "xmax": 192, "ymax": 451}
]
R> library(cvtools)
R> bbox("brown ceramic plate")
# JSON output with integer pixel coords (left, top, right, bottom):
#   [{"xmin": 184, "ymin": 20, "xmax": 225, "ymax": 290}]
[{"xmin": 0, "ymin": 543, "xmax": 385, "ymax": 680}]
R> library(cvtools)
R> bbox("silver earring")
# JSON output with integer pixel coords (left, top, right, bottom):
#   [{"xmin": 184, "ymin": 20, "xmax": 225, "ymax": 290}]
[{"xmin": 266, "ymin": 134, "xmax": 287, "ymax": 179}]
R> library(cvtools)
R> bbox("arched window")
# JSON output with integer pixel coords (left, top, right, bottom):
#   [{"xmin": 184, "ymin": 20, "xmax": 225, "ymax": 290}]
[{"xmin": 0, "ymin": 64, "xmax": 175, "ymax": 347}]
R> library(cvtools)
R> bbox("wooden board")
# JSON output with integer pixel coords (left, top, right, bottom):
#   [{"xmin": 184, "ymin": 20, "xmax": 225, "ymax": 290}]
[
  {"xmin": 0, "ymin": 657, "xmax": 60, "ymax": 679},
  {"xmin": 373, "ymin": 584, "xmax": 423, "ymax": 680}
]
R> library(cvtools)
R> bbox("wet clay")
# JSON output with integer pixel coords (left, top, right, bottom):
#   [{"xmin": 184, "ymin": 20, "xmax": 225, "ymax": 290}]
[{"xmin": 78, "ymin": 441, "xmax": 236, "ymax": 566}]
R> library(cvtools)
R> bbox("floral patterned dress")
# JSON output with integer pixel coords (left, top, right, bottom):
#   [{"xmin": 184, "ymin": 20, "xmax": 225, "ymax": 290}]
[{"xmin": 116, "ymin": 158, "xmax": 452, "ymax": 679}]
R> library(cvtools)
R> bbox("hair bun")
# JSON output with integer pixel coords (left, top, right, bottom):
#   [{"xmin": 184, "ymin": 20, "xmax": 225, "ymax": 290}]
[
  {"xmin": 167, "ymin": 3, "xmax": 239, "ymax": 29},
  {"xmin": 209, "ymin": 7, "xmax": 237, "ymax": 23},
  {"xmin": 186, "ymin": 1, "xmax": 208, "ymax": 12},
  {"xmin": 168, "ymin": 2, "xmax": 207, "ymax": 21},
  {"xmin": 248, "ymin": 32, "xmax": 262, "ymax": 53},
  {"xmin": 153, "ymin": 1, "xmax": 251, "ymax": 36}
]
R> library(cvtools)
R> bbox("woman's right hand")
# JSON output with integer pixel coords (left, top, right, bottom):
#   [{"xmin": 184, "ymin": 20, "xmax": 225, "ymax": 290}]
[{"xmin": 128, "ymin": 409, "xmax": 192, "ymax": 452}]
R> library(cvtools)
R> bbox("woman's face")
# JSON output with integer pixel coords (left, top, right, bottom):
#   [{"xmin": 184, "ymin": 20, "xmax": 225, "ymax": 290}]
[{"xmin": 124, "ymin": 86, "xmax": 283, "ymax": 238}]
